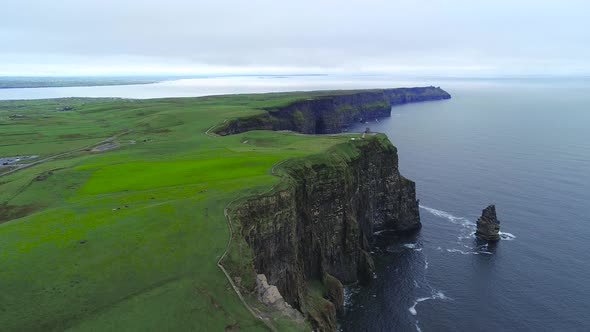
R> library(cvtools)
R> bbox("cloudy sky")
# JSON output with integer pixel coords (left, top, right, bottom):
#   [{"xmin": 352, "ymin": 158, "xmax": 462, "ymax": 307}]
[{"xmin": 2, "ymin": 0, "xmax": 589, "ymax": 76}]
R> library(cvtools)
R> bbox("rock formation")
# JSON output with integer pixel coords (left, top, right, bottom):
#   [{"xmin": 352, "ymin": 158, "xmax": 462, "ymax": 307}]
[
  {"xmin": 255, "ymin": 274, "xmax": 304, "ymax": 321},
  {"xmin": 475, "ymin": 205, "xmax": 501, "ymax": 241},
  {"xmin": 232, "ymin": 135, "xmax": 420, "ymax": 330},
  {"xmin": 215, "ymin": 87, "xmax": 451, "ymax": 135}
]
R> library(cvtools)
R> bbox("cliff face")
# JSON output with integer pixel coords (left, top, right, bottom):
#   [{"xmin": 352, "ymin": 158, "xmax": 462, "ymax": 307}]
[
  {"xmin": 215, "ymin": 86, "xmax": 451, "ymax": 135},
  {"xmin": 231, "ymin": 135, "xmax": 420, "ymax": 330}
]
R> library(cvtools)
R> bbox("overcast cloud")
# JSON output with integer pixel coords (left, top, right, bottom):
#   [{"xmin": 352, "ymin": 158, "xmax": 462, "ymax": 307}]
[{"xmin": 1, "ymin": 0, "xmax": 589, "ymax": 76}]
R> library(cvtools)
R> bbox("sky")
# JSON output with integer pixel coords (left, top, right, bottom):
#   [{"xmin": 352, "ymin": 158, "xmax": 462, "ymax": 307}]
[{"xmin": 1, "ymin": 0, "xmax": 589, "ymax": 77}]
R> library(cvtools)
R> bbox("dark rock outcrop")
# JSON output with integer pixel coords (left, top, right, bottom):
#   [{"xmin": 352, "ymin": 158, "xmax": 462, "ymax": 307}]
[
  {"xmin": 475, "ymin": 205, "xmax": 501, "ymax": 241},
  {"xmin": 215, "ymin": 87, "xmax": 451, "ymax": 135},
  {"xmin": 231, "ymin": 135, "xmax": 420, "ymax": 330}
]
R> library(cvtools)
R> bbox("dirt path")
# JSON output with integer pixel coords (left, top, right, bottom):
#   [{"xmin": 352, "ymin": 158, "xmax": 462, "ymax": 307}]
[
  {"xmin": 204, "ymin": 120, "xmax": 227, "ymax": 137},
  {"xmin": 91, "ymin": 142, "xmax": 120, "ymax": 152}
]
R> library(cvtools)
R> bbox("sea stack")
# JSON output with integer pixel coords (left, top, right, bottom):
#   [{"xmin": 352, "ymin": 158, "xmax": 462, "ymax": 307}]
[{"xmin": 475, "ymin": 205, "xmax": 500, "ymax": 241}]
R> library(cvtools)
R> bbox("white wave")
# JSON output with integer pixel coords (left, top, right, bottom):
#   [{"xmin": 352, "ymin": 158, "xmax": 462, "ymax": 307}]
[
  {"xmin": 343, "ymin": 286, "xmax": 361, "ymax": 307},
  {"xmin": 500, "ymin": 231, "xmax": 516, "ymax": 240},
  {"xmin": 433, "ymin": 291, "xmax": 449, "ymax": 300},
  {"xmin": 424, "ymin": 259, "xmax": 429, "ymax": 270},
  {"xmin": 414, "ymin": 248, "xmax": 423, "ymax": 252},
  {"xmin": 446, "ymin": 248, "xmax": 479, "ymax": 255},
  {"xmin": 419, "ymin": 205, "xmax": 474, "ymax": 227},
  {"xmin": 409, "ymin": 299, "xmax": 429, "ymax": 315},
  {"xmin": 414, "ymin": 280, "xmax": 420, "ymax": 288},
  {"xmin": 415, "ymin": 322, "xmax": 422, "ymax": 332},
  {"xmin": 409, "ymin": 291, "xmax": 451, "ymax": 316}
]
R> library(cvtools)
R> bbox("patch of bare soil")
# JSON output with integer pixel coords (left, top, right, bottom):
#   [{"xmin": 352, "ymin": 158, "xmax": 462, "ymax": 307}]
[
  {"xmin": 0, "ymin": 203, "xmax": 41, "ymax": 224},
  {"xmin": 225, "ymin": 322, "xmax": 240, "ymax": 331}
]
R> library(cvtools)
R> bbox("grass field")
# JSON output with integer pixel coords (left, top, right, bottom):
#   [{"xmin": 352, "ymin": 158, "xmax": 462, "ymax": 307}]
[{"xmin": 0, "ymin": 93, "xmax": 364, "ymax": 331}]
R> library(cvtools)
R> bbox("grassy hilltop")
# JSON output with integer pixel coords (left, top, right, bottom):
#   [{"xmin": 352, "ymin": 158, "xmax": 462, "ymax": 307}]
[{"xmin": 0, "ymin": 93, "xmax": 368, "ymax": 331}]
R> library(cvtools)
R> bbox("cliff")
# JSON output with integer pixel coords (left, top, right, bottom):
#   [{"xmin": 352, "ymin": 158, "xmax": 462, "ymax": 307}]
[
  {"xmin": 230, "ymin": 135, "xmax": 420, "ymax": 330},
  {"xmin": 215, "ymin": 86, "xmax": 451, "ymax": 135}
]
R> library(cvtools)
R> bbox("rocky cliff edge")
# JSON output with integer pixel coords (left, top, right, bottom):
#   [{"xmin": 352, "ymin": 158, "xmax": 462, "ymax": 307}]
[
  {"xmin": 229, "ymin": 135, "xmax": 421, "ymax": 330},
  {"xmin": 215, "ymin": 86, "xmax": 451, "ymax": 135}
]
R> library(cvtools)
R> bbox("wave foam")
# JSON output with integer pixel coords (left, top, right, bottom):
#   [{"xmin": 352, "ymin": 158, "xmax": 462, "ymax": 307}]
[
  {"xmin": 415, "ymin": 322, "xmax": 422, "ymax": 332},
  {"xmin": 419, "ymin": 205, "xmax": 474, "ymax": 227},
  {"xmin": 343, "ymin": 285, "xmax": 361, "ymax": 307},
  {"xmin": 409, "ymin": 291, "xmax": 451, "ymax": 316},
  {"xmin": 447, "ymin": 248, "xmax": 479, "ymax": 255},
  {"xmin": 500, "ymin": 231, "xmax": 516, "ymax": 240},
  {"xmin": 433, "ymin": 291, "xmax": 449, "ymax": 300}
]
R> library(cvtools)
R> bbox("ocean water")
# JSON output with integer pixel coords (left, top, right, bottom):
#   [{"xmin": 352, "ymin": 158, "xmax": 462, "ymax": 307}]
[{"xmin": 340, "ymin": 79, "xmax": 590, "ymax": 331}]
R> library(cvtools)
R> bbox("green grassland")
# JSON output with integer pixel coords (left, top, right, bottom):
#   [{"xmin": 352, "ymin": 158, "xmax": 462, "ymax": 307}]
[{"xmin": 0, "ymin": 93, "xmax": 367, "ymax": 331}]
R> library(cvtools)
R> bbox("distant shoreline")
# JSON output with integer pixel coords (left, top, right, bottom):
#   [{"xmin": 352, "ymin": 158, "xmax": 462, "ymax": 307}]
[
  {"xmin": 0, "ymin": 78, "xmax": 163, "ymax": 89},
  {"xmin": 0, "ymin": 74, "xmax": 328, "ymax": 89}
]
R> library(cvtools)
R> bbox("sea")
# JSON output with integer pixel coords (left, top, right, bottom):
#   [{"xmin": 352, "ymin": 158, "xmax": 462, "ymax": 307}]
[
  {"xmin": 341, "ymin": 77, "xmax": 590, "ymax": 331},
  {"xmin": 2, "ymin": 75, "xmax": 589, "ymax": 331}
]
